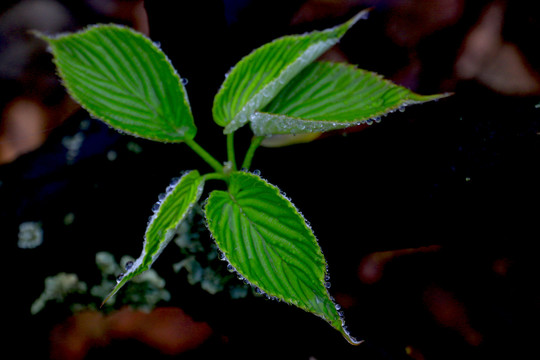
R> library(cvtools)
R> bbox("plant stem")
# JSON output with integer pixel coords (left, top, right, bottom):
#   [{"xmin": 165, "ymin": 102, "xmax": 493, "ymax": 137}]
[
  {"xmin": 184, "ymin": 138, "xmax": 223, "ymax": 173},
  {"xmin": 226, "ymin": 133, "xmax": 237, "ymax": 172},
  {"xmin": 203, "ymin": 172, "xmax": 228, "ymax": 182},
  {"xmin": 241, "ymin": 136, "xmax": 264, "ymax": 170}
]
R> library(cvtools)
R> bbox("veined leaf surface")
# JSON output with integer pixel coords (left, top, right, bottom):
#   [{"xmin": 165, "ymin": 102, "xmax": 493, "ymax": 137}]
[
  {"xmin": 103, "ymin": 171, "xmax": 204, "ymax": 304},
  {"xmin": 213, "ymin": 9, "xmax": 370, "ymax": 134},
  {"xmin": 205, "ymin": 172, "xmax": 360, "ymax": 344},
  {"xmin": 251, "ymin": 61, "xmax": 451, "ymax": 136},
  {"xmin": 38, "ymin": 25, "xmax": 196, "ymax": 142}
]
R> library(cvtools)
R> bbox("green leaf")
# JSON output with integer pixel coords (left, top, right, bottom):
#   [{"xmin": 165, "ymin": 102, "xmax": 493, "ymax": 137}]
[
  {"xmin": 103, "ymin": 170, "xmax": 204, "ymax": 305},
  {"xmin": 205, "ymin": 172, "xmax": 360, "ymax": 344},
  {"xmin": 37, "ymin": 25, "xmax": 196, "ymax": 142},
  {"xmin": 212, "ymin": 9, "xmax": 370, "ymax": 134},
  {"xmin": 251, "ymin": 61, "xmax": 451, "ymax": 136}
]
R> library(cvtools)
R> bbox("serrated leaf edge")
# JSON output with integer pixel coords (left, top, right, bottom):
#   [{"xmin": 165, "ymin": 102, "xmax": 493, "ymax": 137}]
[
  {"xmin": 205, "ymin": 171, "xmax": 361, "ymax": 344},
  {"xmin": 101, "ymin": 170, "xmax": 204, "ymax": 305},
  {"xmin": 36, "ymin": 24, "xmax": 195, "ymax": 143},
  {"xmin": 217, "ymin": 9, "xmax": 370, "ymax": 134}
]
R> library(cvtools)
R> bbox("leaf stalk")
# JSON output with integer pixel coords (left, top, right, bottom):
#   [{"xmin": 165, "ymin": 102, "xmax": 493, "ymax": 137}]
[
  {"xmin": 226, "ymin": 133, "xmax": 237, "ymax": 172},
  {"xmin": 184, "ymin": 138, "xmax": 224, "ymax": 173},
  {"xmin": 241, "ymin": 136, "xmax": 264, "ymax": 170}
]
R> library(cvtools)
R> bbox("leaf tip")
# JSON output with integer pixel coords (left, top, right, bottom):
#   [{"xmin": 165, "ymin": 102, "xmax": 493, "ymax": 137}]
[
  {"xmin": 343, "ymin": 332, "xmax": 364, "ymax": 346},
  {"xmin": 337, "ymin": 321, "xmax": 364, "ymax": 345},
  {"xmin": 29, "ymin": 29, "xmax": 53, "ymax": 43},
  {"xmin": 338, "ymin": 7, "xmax": 371, "ymax": 33},
  {"xmin": 100, "ymin": 274, "xmax": 130, "ymax": 308},
  {"xmin": 351, "ymin": 7, "xmax": 372, "ymax": 24},
  {"xmin": 100, "ymin": 289, "xmax": 116, "ymax": 308},
  {"xmin": 432, "ymin": 91, "xmax": 454, "ymax": 100}
]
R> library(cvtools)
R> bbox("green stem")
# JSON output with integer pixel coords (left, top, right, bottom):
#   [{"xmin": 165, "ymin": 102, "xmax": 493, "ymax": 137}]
[
  {"xmin": 226, "ymin": 133, "xmax": 237, "ymax": 172},
  {"xmin": 203, "ymin": 172, "xmax": 228, "ymax": 182},
  {"xmin": 241, "ymin": 136, "xmax": 264, "ymax": 170},
  {"xmin": 184, "ymin": 138, "xmax": 223, "ymax": 173}
]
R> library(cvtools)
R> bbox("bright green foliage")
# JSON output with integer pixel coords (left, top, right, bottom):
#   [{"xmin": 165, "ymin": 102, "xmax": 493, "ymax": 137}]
[
  {"xmin": 103, "ymin": 170, "xmax": 204, "ymax": 305},
  {"xmin": 212, "ymin": 9, "xmax": 370, "ymax": 134},
  {"xmin": 251, "ymin": 61, "xmax": 451, "ymax": 135},
  {"xmin": 37, "ymin": 25, "xmax": 196, "ymax": 142},
  {"xmin": 205, "ymin": 172, "xmax": 360, "ymax": 344},
  {"xmin": 37, "ymin": 9, "xmax": 450, "ymax": 344}
]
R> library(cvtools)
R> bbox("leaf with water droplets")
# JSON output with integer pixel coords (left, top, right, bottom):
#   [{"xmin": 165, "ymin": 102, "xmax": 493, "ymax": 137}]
[
  {"xmin": 204, "ymin": 172, "xmax": 360, "ymax": 344},
  {"xmin": 250, "ymin": 61, "xmax": 451, "ymax": 136},
  {"xmin": 103, "ymin": 170, "xmax": 204, "ymax": 305},
  {"xmin": 212, "ymin": 9, "xmax": 370, "ymax": 134},
  {"xmin": 36, "ymin": 24, "xmax": 196, "ymax": 142}
]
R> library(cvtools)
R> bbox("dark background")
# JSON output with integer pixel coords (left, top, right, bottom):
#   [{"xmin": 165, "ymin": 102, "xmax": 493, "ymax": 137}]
[{"xmin": 1, "ymin": 1, "xmax": 539, "ymax": 359}]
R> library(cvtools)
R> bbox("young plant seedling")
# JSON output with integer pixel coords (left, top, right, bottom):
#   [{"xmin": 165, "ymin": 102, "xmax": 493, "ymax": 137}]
[{"xmin": 36, "ymin": 9, "xmax": 448, "ymax": 344}]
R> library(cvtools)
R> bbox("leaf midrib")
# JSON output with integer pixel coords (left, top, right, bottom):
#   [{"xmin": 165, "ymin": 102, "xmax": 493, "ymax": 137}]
[
  {"xmin": 64, "ymin": 43, "xmax": 166, "ymax": 124},
  {"xmin": 227, "ymin": 190, "xmax": 325, "ymax": 304}
]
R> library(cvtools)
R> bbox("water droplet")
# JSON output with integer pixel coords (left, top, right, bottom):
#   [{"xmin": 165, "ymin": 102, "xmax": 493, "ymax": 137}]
[
  {"xmin": 152, "ymin": 203, "xmax": 160, "ymax": 212},
  {"xmin": 399, "ymin": 105, "xmax": 406, "ymax": 112},
  {"xmin": 335, "ymin": 304, "xmax": 342, "ymax": 311},
  {"xmin": 325, "ymin": 282, "xmax": 331, "ymax": 289},
  {"xmin": 181, "ymin": 78, "xmax": 189, "ymax": 85},
  {"xmin": 218, "ymin": 252, "xmax": 227, "ymax": 261},
  {"xmin": 117, "ymin": 273, "xmax": 124, "ymax": 282},
  {"xmin": 252, "ymin": 169, "xmax": 261, "ymax": 176},
  {"xmin": 240, "ymin": 167, "xmax": 248, "ymax": 172},
  {"xmin": 227, "ymin": 264, "xmax": 235, "ymax": 272},
  {"xmin": 158, "ymin": 193, "xmax": 167, "ymax": 201},
  {"xmin": 365, "ymin": 118, "xmax": 373, "ymax": 126},
  {"xmin": 324, "ymin": 274, "xmax": 331, "ymax": 282},
  {"xmin": 373, "ymin": 116, "xmax": 382, "ymax": 123},
  {"xmin": 125, "ymin": 261, "xmax": 134, "ymax": 271}
]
